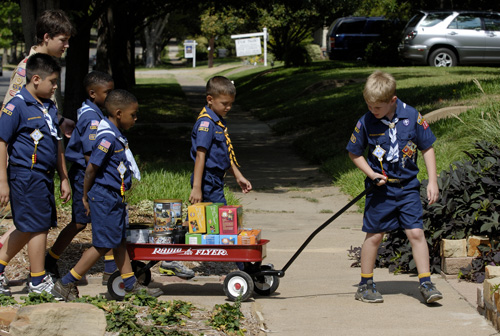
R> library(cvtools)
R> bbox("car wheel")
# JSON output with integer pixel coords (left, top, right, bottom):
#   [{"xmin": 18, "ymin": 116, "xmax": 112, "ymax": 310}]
[{"xmin": 428, "ymin": 48, "xmax": 457, "ymax": 67}]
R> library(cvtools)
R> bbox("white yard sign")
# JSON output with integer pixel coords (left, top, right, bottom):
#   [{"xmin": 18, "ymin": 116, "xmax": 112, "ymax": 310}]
[
  {"xmin": 231, "ymin": 28, "xmax": 268, "ymax": 66},
  {"xmin": 235, "ymin": 37, "xmax": 262, "ymax": 57}
]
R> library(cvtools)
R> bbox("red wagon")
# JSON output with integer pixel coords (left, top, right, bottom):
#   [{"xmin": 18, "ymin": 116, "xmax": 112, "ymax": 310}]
[{"xmin": 107, "ymin": 239, "xmax": 279, "ymax": 301}]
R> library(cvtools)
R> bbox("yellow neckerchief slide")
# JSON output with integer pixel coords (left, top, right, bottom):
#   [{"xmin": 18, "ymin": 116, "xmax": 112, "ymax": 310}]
[{"xmin": 197, "ymin": 108, "xmax": 240, "ymax": 167}]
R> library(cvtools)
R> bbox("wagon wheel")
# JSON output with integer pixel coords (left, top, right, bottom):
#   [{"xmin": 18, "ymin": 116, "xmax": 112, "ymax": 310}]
[
  {"xmin": 223, "ymin": 271, "xmax": 254, "ymax": 301},
  {"xmin": 107, "ymin": 261, "xmax": 152, "ymax": 301},
  {"xmin": 253, "ymin": 264, "xmax": 280, "ymax": 296}
]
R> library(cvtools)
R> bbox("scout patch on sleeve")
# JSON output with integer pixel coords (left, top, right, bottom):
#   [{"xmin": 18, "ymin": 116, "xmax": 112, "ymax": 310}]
[
  {"xmin": 89, "ymin": 134, "xmax": 96, "ymax": 140},
  {"xmin": 198, "ymin": 121, "xmax": 210, "ymax": 132},
  {"xmin": 350, "ymin": 133, "xmax": 357, "ymax": 143},
  {"xmin": 16, "ymin": 68, "xmax": 26, "ymax": 77},
  {"xmin": 422, "ymin": 120, "xmax": 429, "ymax": 130},
  {"xmin": 417, "ymin": 113, "xmax": 424, "ymax": 125},
  {"xmin": 2, "ymin": 103, "xmax": 15, "ymax": 116},
  {"xmin": 354, "ymin": 121, "xmax": 362, "ymax": 133},
  {"xmin": 90, "ymin": 120, "xmax": 99, "ymax": 130},
  {"xmin": 98, "ymin": 139, "xmax": 111, "ymax": 153}
]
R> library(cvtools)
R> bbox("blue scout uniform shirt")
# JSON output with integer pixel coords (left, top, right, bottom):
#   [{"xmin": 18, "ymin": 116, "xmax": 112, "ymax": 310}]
[
  {"xmin": 190, "ymin": 106, "xmax": 231, "ymax": 172},
  {"xmin": 0, "ymin": 86, "xmax": 59, "ymax": 171},
  {"xmin": 89, "ymin": 118, "xmax": 132, "ymax": 192},
  {"xmin": 65, "ymin": 100, "xmax": 105, "ymax": 167},
  {"xmin": 346, "ymin": 99, "xmax": 436, "ymax": 187}
]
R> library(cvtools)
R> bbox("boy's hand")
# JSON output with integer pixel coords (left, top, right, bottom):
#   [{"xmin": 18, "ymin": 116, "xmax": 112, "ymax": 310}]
[
  {"xmin": 83, "ymin": 196, "xmax": 90, "ymax": 216},
  {"xmin": 0, "ymin": 181, "xmax": 9, "ymax": 207},
  {"xmin": 189, "ymin": 188, "xmax": 203, "ymax": 204},
  {"xmin": 237, "ymin": 176, "xmax": 252, "ymax": 193},
  {"xmin": 426, "ymin": 180, "xmax": 439, "ymax": 205},
  {"xmin": 60, "ymin": 118, "xmax": 75, "ymax": 138},
  {"xmin": 60, "ymin": 179, "xmax": 71, "ymax": 204},
  {"xmin": 371, "ymin": 173, "xmax": 387, "ymax": 186}
]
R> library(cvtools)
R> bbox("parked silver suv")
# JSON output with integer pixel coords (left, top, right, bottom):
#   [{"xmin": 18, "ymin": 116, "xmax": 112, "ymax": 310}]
[{"xmin": 399, "ymin": 10, "xmax": 500, "ymax": 66}]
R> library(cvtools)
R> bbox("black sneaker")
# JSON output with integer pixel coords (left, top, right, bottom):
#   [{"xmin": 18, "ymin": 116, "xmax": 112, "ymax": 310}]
[
  {"xmin": 419, "ymin": 281, "xmax": 443, "ymax": 303},
  {"xmin": 355, "ymin": 280, "xmax": 384, "ymax": 303},
  {"xmin": 125, "ymin": 281, "xmax": 163, "ymax": 297},
  {"xmin": 52, "ymin": 279, "xmax": 79, "ymax": 301}
]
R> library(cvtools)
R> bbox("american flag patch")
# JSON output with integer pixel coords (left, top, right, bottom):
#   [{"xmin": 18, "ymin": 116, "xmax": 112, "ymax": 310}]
[
  {"xmin": 17, "ymin": 68, "xmax": 26, "ymax": 77},
  {"xmin": 5, "ymin": 103, "xmax": 15, "ymax": 111},
  {"xmin": 356, "ymin": 121, "xmax": 362, "ymax": 129},
  {"xmin": 91, "ymin": 120, "xmax": 99, "ymax": 126},
  {"xmin": 200, "ymin": 121, "xmax": 209, "ymax": 127},
  {"xmin": 100, "ymin": 139, "xmax": 111, "ymax": 149}
]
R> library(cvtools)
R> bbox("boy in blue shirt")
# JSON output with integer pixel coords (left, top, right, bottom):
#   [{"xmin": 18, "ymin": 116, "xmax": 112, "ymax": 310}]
[
  {"xmin": 0, "ymin": 53, "xmax": 71, "ymax": 296},
  {"xmin": 53, "ymin": 89, "xmax": 162, "ymax": 301},
  {"xmin": 189, "ymin": 76, "xmax": 252, "ymax": 205},
  {"xmin": 45, "ymin": 71, "xmax": 117, "ymax": 284},
  {"xmin": 346, "ymin": 71, "xmax": 442, "ymax": 304}
]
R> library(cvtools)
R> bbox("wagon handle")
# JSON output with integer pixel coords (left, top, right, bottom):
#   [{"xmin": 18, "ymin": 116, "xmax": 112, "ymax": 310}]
[{"xmin": 258, "ymin": 179, "xmax": 379, "ymax": 278}]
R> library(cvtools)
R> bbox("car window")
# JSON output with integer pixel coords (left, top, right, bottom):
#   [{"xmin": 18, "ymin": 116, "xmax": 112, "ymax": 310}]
[
  {"xmin": 420, "ymin": 13, "xmax": 450, "ymax": 27},
  {"xmin": 336, "ymin": 20, "xmax": 366, "ymax": 34},
  {"xmin": 483, "ymin": 13, "xmax": 500, "ymax": 31},
  {"xmin": 407, "ymin": 13, "xmax": 424, "ymax": 28},
  {"xmin": 365, "ymin": 20, "xmax": 386, "ymax": 34},
  {"xmin": 448, "ymin": 15, "xmax": 482, "ymax": 30}
]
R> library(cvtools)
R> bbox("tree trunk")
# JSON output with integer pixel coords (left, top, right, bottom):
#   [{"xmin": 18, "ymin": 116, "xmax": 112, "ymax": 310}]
[
  {"xmin": 143, "ymin": 14, "xmax": 169, "ymax": 68},
  {"xmin": 208, "ymin": 36, "xmax": 215, "ymax": 68},
  {"xmin": 19, "ymin": 0, "xmax": 36, "ymax": 53},
  {"xmin": 95, "ymin": 7, "xmax": 113, "ymax": 75}
]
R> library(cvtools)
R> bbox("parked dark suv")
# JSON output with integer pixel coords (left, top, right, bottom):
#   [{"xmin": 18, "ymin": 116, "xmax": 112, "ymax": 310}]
[
  {"xmin": 399, "ymin": 10, "xmax": 500, "ymax": 66},
  {"xmin": 327, "ymin": 16, "xmax": 391, "ymax": 60}
]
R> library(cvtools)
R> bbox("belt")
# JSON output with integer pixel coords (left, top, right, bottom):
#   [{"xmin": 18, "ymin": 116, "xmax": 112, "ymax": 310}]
[{"xmin": 10, "ymin": 163, "xmax": 54, "ymax": 175}]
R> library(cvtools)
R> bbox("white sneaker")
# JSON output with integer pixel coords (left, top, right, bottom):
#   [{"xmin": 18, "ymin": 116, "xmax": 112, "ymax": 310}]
[
  {"xmin": 0, "ymin": 273, "xmax": 11, "ymax": 296},
  {"xmin": 28, "ymin": 274, "xmax": 56, "ymax": 295}
]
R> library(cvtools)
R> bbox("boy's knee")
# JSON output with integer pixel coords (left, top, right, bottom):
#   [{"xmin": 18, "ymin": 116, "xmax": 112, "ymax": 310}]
[{"xmin": 405, "ymin": 228, "xmax": 425, "ymax": 242}]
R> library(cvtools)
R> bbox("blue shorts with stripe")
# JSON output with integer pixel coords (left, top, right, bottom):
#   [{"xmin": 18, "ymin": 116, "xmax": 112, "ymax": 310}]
[
  {"xmin": 88, "ymin": 183, "xmax": 127, "ymax": 249},
  {"xmin": 363, "ymin": 181, "xmax": 423, "ymax": 233},
  {"xmin": 8, "ymin": 165, "xmax": 56, "ymax": 232},
  {"xmin": 69, "ymin": 164, "xmax": 91, "ymax": 224}
]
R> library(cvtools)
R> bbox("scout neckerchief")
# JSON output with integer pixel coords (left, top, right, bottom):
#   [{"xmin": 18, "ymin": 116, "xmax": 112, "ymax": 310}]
[
  {"xmin": 15, "ymin": 93, "xmax": 60, "ymax": 168},
  {"xmin": 77, "ymin": 100, "xmax": 103, "ymax": 121},
  {"xmin": 197, "ymin": 107, "xmax": 240, "ymax": 167},
  {"xmin": 380, "ymin": 117, "xmax": 399, "ymax": 163},
  {"xmin": 96, "ymin": 119, "xmax": 141, "ymax": 199}
]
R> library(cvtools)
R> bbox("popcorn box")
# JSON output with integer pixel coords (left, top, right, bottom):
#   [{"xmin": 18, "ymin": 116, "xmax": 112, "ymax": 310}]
[
  {"xmin": 205, "ymin": 203, "xmax": 224, "ymax": 234},
  {"xmin": 238, "ymin": 229, "xmax": 262, "ymax": 245},
  {"xmin": 219, "ymin": 235, "xmax": 238, "ymax": 245},
  {"xmin": 188, "ymin": 202, "xmax": 212, "ymax": 234},
  {"xmin": 202, "ymin": 234, "xmax": 220, "ymax": 245},
  {"xmin": 219, "ymin": 205, "xmax": 243, "ymax": 235},
  {"xmin": 185, "ymin": 233, "xmax": 202, "ymax": 245}
]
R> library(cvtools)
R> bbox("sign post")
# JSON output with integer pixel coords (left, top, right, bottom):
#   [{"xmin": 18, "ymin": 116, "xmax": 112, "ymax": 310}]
[
  {"xmin": 231, "ymin": 28, "xmax": 268, "ymax": 66},
  {"xmin": 184, "ymin": 40, "xmax": 198, "ymax": 68}
]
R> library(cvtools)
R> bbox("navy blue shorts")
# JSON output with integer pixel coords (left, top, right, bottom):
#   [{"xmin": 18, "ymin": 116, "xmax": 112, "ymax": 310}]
[
  {"xmin": 69, "ymin": 165, "xmax": 91, "ymax": 224},
  {"xmin": 363, "ymin": 183, "xmax": 423, "ymax": 233},
  {"xmin": 88, "ymin": 184, "xmax": 127, "ymax": 249},
  {"xmin": 8, "ymin": 165, "xmax": 56, "ymax": 232},
  {"xmin": 191, "ymin": 170, "xmax": 227, "ymax": 204}
]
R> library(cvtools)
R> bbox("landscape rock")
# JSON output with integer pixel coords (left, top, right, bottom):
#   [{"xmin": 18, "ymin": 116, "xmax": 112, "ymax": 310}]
[
  {"xmin": 9, "ymin": 303, "xmax": 106, "ymax": 336},
  {"xmin": 0, "ymin": 307, "xmax": 17, "ymax": 327},
  {"xmin": 440, "ymin": 238, "xmax": 467, "ymax": 257}
]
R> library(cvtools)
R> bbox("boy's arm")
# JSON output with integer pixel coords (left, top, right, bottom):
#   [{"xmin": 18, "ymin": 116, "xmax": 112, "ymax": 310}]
[
  {"xmin": 348, "ymin": 152, "xmax": 387, "ymax": 186},
  {"xmin": 83, "ymin": 162, "xmax": 99, "ymax": 216},
  {"xmin": 56, "ymin": 140, "xmax": 71, "ymax": 204},
  {"xmin": 228, "ymin": 164, "xmax": 252, "ymax": 193},
  {"xmin": 0, "ymin": 140, "xmax": 9, "ymax": 207},
  {"xmin": 422, "ymin": 146, "xmax": 439, "ymax": 205},
  {"xmin": 189, "ymin": 148, "xmax": 207, "ymax": 204}
]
